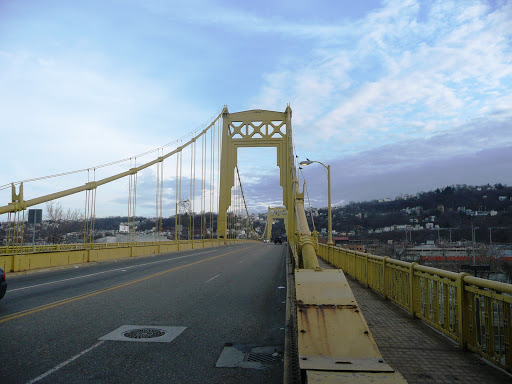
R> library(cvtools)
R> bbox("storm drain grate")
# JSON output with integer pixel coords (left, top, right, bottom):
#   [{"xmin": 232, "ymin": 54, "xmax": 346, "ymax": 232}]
[
  {"xmin": 245, "ymin": 352, "xmax": 278, "ymax": 363},
  {"xmin": 122, "ymin": 328, "xmax": 167, "ymax": 339},
  {"xmin": 216, "ymin": 344, "xmax": 282, "ymax": 369}
]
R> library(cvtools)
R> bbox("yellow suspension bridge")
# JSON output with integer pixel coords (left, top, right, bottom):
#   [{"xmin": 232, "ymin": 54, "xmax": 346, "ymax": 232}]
[{"xmin": 0, "ymin": 107, "xmax": 511, "ymax": 383}]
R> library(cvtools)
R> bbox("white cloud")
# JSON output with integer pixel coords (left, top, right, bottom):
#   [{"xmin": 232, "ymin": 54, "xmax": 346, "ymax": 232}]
[{"xmin": 251, "ymin": 0, "xmax": 512, "ymax": 158}]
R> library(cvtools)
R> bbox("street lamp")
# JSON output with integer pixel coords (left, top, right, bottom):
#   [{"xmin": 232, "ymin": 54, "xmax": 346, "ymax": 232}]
[{"xmin": 299, "ymin": 159, "xmax": 333, "ymax": 246}]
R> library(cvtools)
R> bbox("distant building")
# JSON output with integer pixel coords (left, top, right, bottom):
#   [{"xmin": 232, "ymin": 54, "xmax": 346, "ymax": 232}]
[{"xmin": 339, "ymin": 244, "xmax": 365, "ymax": 253}]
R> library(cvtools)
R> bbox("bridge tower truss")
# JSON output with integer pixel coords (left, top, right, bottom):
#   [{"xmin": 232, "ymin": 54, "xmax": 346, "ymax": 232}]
[
  {"xmin": 265, "ymin": 206, "xmax": 287, "ymax": 241},
  {"xmin": 217, "ymin": 107, "xmax": 296, "ymax": 241}
]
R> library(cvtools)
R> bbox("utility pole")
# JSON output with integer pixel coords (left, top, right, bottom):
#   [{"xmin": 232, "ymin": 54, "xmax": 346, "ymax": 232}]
[{"xmin": 472, "ymin": 223, "xmax": 479, "ymax": 266}]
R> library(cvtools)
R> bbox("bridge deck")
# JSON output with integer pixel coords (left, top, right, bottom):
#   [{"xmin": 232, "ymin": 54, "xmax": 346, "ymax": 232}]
[{"xmin": 318, "ymin": 259, "xmax": 512, "ymax": 384}]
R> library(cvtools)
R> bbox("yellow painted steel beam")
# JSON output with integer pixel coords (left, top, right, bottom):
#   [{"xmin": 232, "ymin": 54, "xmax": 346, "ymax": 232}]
[{"xmin": 0, "ymin": 113, "xmax": 222, "ymax": 215}]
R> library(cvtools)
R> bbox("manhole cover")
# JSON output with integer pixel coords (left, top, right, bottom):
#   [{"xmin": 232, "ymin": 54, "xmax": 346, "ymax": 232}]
[
  {"xmin": 123, "ymin": 328, "xmax": 167, "ymax": 339},
  {"xmin": 99, "ymin": 325, "xmax": 186, "ymax": 343}
]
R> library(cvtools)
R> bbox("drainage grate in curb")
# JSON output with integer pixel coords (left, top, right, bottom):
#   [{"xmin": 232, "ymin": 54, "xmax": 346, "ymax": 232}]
[
  {"xmin": 246, "ymin": 352, "xmax": 278, "ymax": 363},
  {"xmin": 99, "ymin": 325, "xmax": 186, "ymax": 343},
  {"xmin": 123, "ymin": 328, "xmax": 167, "ymax": 339},
  {"xmin": 216, "ymin": 344, "xmax": 282, "ymax": 369}
]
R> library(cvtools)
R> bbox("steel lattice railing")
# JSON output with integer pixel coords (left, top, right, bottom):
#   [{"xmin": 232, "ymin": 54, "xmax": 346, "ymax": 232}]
[{"xmin": 318, "ymin": 243, "xmax": 512, "ymax": 373}]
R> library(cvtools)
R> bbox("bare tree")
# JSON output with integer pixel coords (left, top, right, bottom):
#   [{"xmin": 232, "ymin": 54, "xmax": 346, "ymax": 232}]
[
  {"xmin": 498, "ymin": 259, "xmax": 512, "ymax": 283},
  {"xmin": 45, "ymin": 202, "xmax": 83, "ymax": 244},
  {"xmin": 45, "ymin": 201, "xmax": 64, "ymax": 222}
]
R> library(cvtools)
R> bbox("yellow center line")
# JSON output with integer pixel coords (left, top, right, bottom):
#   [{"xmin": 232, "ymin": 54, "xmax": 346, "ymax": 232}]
[{"xmin": 0, "ymin": 245, "xmax": 256, "ymax": 324}]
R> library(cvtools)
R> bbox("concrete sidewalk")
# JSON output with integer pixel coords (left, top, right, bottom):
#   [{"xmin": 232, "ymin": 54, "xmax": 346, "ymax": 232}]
[{"xmin": 318, "ymin": 259, "xmax": 512, "ymax": 384}]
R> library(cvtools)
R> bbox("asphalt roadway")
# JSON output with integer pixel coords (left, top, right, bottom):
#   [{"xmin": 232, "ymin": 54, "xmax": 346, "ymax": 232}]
[{"xmin": 0, "ymin": 243, "xmax": 287, "ymax": 384}]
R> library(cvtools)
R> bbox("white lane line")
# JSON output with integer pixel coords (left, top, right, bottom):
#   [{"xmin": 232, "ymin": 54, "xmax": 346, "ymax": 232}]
[
  {"xmin": 239, "ymin": 259, "xmax": 246, "ymax": 264},
  {"xmin": 11, "ymin": 249, "xmax": 218, "ymax": 292},
  {"xmin": 25, "ymin": 340, "xmax": 105, "ymax": 384},
  {"xmin": 205, "ymin": 274, "xmax": 221, "ymax": 283}
]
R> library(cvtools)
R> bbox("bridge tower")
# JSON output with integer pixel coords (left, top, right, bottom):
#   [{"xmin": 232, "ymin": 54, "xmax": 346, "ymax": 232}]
[
  {"xmin": 265, "ymin": 206, "xmax": 287, "ymax": 241},
  {"xmin": 217, "ymin": 107, "xmax": 296, "ymax": 240}
]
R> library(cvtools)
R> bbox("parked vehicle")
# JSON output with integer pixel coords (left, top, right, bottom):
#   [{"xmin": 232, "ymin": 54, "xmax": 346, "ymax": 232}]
[
  {"xmin": 274, "ymin": 237, "xmax": 282, "ymax": 244},
  {"xmin": 0, "ymin": 267, "xmax": 7, "ymax": 300}
]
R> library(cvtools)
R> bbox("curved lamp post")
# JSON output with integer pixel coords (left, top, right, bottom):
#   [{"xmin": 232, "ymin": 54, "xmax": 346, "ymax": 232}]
[{"xmin": 299, "ymin": 160, "xmax": 333, "ymax": 246}]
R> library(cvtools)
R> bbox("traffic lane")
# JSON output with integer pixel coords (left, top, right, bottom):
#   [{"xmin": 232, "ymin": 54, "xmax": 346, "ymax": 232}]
[
  {"xmin": 0, "ymin": 245, "xmax": 246, "ymax": 317},
  {"xmin": 1, "ymin": 244, "xmax": 286, "ymax": 384},
  {"xmin": 1, "ymin": 244, "xmax": 261, "ymax": 383},
  {"xmin": 0, "ymin": 246, "xmax": 228, "ymax": 317}
]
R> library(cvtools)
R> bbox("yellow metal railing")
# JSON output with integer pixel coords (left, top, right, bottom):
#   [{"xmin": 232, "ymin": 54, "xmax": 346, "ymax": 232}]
[
  {"xmin": 0, "ymin": 239, "xmax": 246, "ymax": 256},
  {"xmin": 318, "ymin": 244, "xmax": 512, "ymax": 373},
  {"xmin": 0, "ymin": 239, "xmax": 256, "ymax": 273}
]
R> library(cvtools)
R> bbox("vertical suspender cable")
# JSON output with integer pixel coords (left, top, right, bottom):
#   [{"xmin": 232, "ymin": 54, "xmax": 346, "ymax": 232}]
[
  {"xmin": 155, "ymin": 151, "xmax": 160, "ymax": 242},
  {"xmin": 90, "ymin": 168, "xmax": 97, "ymax": 244},
  {"xmin": 189, "ymin": 141, "xmax": 193, "ymax": 240},
  {"xmin": 210, "ymin": 125, "xmax": 214, "ymax": 239},
  {"xmin": 128, "ymin": 160, "xmax": 132, "ymax": 241},
  {"xmin": 216, "ymin": 119, "xmax": 222, "ymax": 237},
  {"xmin": 192, "ymin": 139, "xmax": 196, "ymax": 241},
  {"xmin": 133, "ymin": 157, "xmax": 138, "ymax": 243},
  {"xmin": 7, "ymin": 212, "xmax": 12, "ymax": 251},
  {"xmin": 217, "ymin": 119, "xmax": 221, "ymax": 237},
  {"xmin": 160, "ymin": 153, "xmax": 164, "ymax": 241},
  {"xmin": 201, "ymin": 132, "xmax": 205, "ymax": 239},
  {"xmin": 175, "ymin": 150, "xmax": 179, "ymax": 241},
  {"xmin": 84, "ymin": 170, "xmax": 90, "ymax": 244}
]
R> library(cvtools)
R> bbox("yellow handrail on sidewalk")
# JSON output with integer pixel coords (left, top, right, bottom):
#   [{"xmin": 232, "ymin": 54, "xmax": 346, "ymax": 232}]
[{"xmin": 318, "ymin": 243, "xmax": 512, "ymax": 373}]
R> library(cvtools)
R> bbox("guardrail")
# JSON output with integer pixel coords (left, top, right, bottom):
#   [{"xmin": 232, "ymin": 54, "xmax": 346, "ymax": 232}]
[
  {"xmin": 318, "ymin": 244, "xmax": 512, "ymax": 373},
  {"xmin": 0, "ymin": 239, "xmax": 248, "ymax": 255},
  {"xmin": 0, "ymin": 239, "xmax": 256, "ymax": 273}
]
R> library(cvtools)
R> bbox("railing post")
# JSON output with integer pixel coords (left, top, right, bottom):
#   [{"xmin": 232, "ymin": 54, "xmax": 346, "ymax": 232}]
[
  {"xmin": 383, "ymin": 257, "xmax": 390, "ymax": 299},
  {"xmin": 456, "ymin": 272, "xmax": 469, "ymax": 350},
  {"xmin": 409, "ymin": 262, "xmax": 418, "ymax": 317},
  {"xmin": 365, "ymin": 254, "xmax": 369, "ymax": 287}
]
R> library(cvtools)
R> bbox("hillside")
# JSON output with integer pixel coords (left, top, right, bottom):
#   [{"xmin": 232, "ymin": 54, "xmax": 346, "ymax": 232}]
[{"xmin": 309, "ymin": 184, "xmax": 512, "ymax": 244}]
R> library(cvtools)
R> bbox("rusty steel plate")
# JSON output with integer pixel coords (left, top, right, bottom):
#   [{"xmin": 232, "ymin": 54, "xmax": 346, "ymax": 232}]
[
  {"xmin": 298, "ymin": 356, "xmax": 394, "ymax": 372},
  {"xmin": 295, "ymin": 269, "xmax": 356, "ymax": 305},
  {"xmin": 306, "ymin": 370, "xmax": 408, "ymax": 384}
]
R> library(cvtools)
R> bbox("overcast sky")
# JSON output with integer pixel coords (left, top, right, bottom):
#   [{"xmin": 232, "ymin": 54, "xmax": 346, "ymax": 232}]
[{"xmin": 1, "ymin": 0, "xmax": 511, "ymax": 217}]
